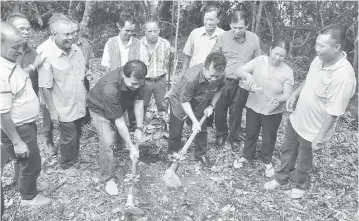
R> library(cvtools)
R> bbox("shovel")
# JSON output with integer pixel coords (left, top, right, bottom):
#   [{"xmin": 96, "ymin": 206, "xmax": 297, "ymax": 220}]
[
  {"xmin": 124, "ymin": 153, "xmax": 145, "ymax": 216},
  {"xmin": 164, "ymin": 114, "xmax": 207, "ymax": 189}
]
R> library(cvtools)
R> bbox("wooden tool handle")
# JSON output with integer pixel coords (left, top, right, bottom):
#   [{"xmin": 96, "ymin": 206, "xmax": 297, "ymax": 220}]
[{"xmin": 177, "ymin": 114, "xmax": 207, "ymax": 159}]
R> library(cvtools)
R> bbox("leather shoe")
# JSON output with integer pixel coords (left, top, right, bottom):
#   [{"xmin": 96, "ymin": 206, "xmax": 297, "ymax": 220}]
[
  {"xmin": 214, "ymin": 136, "xmax": 226, "ymax": 146},
  {"xmin": 195, "ymin": 155, "xmax": 214, "ymax": 168},
  {"xmin": 230, "ymin": 141, "xmax": 241, "ymax": 153}
]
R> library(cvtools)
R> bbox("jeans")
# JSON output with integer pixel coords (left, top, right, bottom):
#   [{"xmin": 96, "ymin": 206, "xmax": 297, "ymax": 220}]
[
  {"xmin": 90, "ymin": 111, "xmax": 125, "ymax": 181},
  {"xmin": 59, "ymin": 119, "xmax": 82, "ymax": 169},
  {"xmin": 1, "ymin": 122, "xmax": 41, "ymax": 200},
  {"xmin": 243, "ymin": 108, "xmax": 282, "ymax": 164},
  {"xmin": 215, "ymin": 79, "xmax": 249, "ymax": 143},
  {"xmin": 144, "ymin": 77, "xmax": 167, "ymax": 114},
  {"xmin": 42, "ymin": 105, "xmax": 54, "ymax": 144},
  {"xmin": 168, "ymin": 109, "xmax": 207, "ymax": 157},
  {"xmin": 275, "ymin": 120, "xmax": 312, "ymax": 190}
]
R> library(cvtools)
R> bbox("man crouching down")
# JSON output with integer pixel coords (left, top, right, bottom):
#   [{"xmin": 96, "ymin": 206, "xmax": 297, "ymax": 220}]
[
  {"xmin": 166, "ymin": 52, "xmax": 227, "ymax": 167},
  {"xmin": 87, "ymin": 60, "xmax": 145, "ymax": 192}
]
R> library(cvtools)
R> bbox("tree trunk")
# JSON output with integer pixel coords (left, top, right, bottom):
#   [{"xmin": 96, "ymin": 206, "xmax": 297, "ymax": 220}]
[
  {"xmin": 251, "ymin": 1, "xmax": 257, "ymax": 32},
  {"xmin": 255, "ymin": 1, "xmax": 264, "ymax": 35},
  {"xmin": 354, "ymin": 36, "xmax": 358, "ymax": 82},
  {"xmin": 79, "ymin": 0, "xmax": 94, "ymax": 37}
]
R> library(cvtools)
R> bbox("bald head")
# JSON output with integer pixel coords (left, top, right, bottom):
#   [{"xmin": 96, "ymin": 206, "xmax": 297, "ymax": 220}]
[{"xmin": 1, "ymin": 22, "xmax": 24, "ymax": 62}]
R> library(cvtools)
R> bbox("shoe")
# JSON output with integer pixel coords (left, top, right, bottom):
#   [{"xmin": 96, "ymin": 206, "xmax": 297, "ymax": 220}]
[
  {"xmin": 46, "ymin": 142, "xmax": 57, "ymax": 156},
  {"xmin": 79, "ymin": 137, "xmax": 89, "ymax": 145},
  {"xmin": 37, "ymin": 181, "xmax": 49, "ymax": 192},
  {"xmin": 264, "ymin": 179, "xmax": 280, "ymax": 190},
  {"xmin": 214, "ymin": 136, "xmax": 226, "ymax": 146},
  {"xmin": 21, "ymin": 194, "xmax": 51, "ymax": 207},
  {"xmin": 195, "ymin": 155, "xmax": 214, "ymax": 168},
  {"xmin": 230, "ymin": 142, "xmax": 241, "ymax": 153},
  {"xmin": 60, "ymin": 167, "xmax": 80, "ymax": 177},
  {"xmin": 238, "ymin": 157, "xmax": 247, "ymax": 163},
  {"xmin": 105, "ymin": 179, "xmax": 119, "ymax": 196},
  {"xmin": 265, "ymin": 163, "xmax": 275, "ymax": 178},
  {"xmin": 290, "ymin": 188, "xmax": 305, "ymax": 199}
]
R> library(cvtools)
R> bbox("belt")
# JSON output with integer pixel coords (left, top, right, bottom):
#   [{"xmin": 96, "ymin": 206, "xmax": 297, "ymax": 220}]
[
  {"xmin": 145, "ymin": 74, "xmax": 165, "ymax": 82},
  {"xmin": 226, "ymin": 78, "xmax": 239, "ymax": 83}
]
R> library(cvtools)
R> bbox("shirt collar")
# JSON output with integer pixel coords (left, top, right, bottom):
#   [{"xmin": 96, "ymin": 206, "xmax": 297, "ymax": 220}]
[
  {"xmin": 200, "ymin": 26, "xmax": 222, "ymax": 38},
  {"xmin": 232, "ymin": 30, "xmax": 247, "ymax": 43},
  {"xmin": 118, "ymin": 35, "xmax": 133, "ymax": 48},
  {"xmin": 140, "ymin": 36, "xmax": 164, "ymax": 46},
  {"xmin": 49, "ymin": 40, "xmax": 78, "ymax": 58},
  {"xmin": 22, "ymin": 43, "xmax": 31, "ymax": 52},
  {"xmin": 320, "ymin": 51, "xmax": 348, "ymax": 71},
  {"xmin": 0, "ymin": 56, "xmax": 17, "ymax": 69}
]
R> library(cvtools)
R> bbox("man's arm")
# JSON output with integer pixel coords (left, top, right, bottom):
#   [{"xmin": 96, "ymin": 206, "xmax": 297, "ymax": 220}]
[
  {"xmin": 315, "ymin": 113, "xmax": 337, "ymax": 142},
  {"xmin": 23, "ymin": 53, "xmax": 46, "ymax": 74},
  {"xmin": 181, "ymin": 54, "xmax": 191, "ymax": 76},
  {"xmin": 134, "ymin": 99, "xmax": 144, "ymax": 128},
  {"xmin": 114, "ymin": 116, "xmax": 134, "ymax": 147},
  {"xmin": 181, "ymin": 102, "xmax": 197, "ymax": 123},
  {"xmin": 1, "ymin": 113, "xmax": 22, "ymax": 145},
  {"xmin": 42, "ymin": 88, "xmax": 59, "ymax": 122}
]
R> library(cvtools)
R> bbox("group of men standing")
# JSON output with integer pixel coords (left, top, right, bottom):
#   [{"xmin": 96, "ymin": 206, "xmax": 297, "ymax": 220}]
[{"xmin": 1, "ymin": 3, "xmax": 356, "ymax": 214}]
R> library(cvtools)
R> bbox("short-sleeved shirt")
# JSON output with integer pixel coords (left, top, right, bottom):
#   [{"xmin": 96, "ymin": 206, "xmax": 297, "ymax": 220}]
[
  {"xmin": 77, "ymin": 37, "xmax": 95, "ymax": 70},
  {"xmin": 243, "ymin": 55, "xmax": 294, "ymax": 115},
  {"xmin": 167, "ymin": 64, "xmax": 225, "ymax": 120},
  {"xmin": 87, "ymin": 67, "xmax": 144, "ymax": 121},
  {"xmin": 290, "ymin": 52, "xmax": 356, "ymax": 142},
  {"xmin": 140, "ymin": 36, "xmax": 171, "ymax": 78},
  {"xmin": 16, "ymin": 43, "xmax": 38, "ymax": 95},
  {"xmin": 38, "ymin": 40, "xmax": 87, "ymax": 122},
  {"xmin": 0, "ymin": 57, "xmax": 40, "ymax": 126},
  {"xmin": 212, "ymin": 30, "xmax": 261, "ymax": 78},
  {"xmin": 36, "ymin": 37, "xmax": 52, "ymax": 54},
  {"xmin": 183, "ymin": 26, "xmax": 225, "ymax": 67}
]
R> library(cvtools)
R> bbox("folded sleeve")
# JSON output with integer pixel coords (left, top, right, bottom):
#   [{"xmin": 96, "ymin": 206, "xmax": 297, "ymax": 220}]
[
  {"xmin": 0, "ymin": 79, "xmax": 12, "ymax": 113},
  {"xmin": 38, "ymin": 61, "xmax": 54, "ymax": 88},
  {"xmin": 326, "ymin": 79, "xmax": 355, "ymax": 116},
  {"xmin": 183, "ymin": 31, "xmax": 194, "ymax": 56},
  {"xmin": 102, "ymin": 84, "xmax": 124, "ymax": 120},
  {"xmin": 101, "ymin": 41, "xmax": 110, "ymax": 68},
  {"xmin": 179, "ymin": 77, "xmax": 195, "ymax": 103}
]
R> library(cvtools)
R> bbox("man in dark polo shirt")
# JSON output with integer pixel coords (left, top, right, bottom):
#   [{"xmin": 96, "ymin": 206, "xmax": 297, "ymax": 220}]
[
  {"xmin": 212, "ymin": 10, "xmax": 261, "ymax": 151},
  {"xmin": 166, "ymin": 52, "xmax": 227, "ymax": 167},
  {"xmin": 87, "ymin": 60, "xmax": 145, "ymax": 192}
]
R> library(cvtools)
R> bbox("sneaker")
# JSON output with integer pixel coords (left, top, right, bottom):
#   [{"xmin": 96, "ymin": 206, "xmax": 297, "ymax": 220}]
[
  {"xmin": 21, "ymin": 194, "xmax": 51, "ymax": 207},
  {"xmin": 37, "ymin": 181, "xmax": 49, "ymax": 192},
  {"xmin": 79, "ymin": 137, "xmax": 89, "ymax": 145},
  {"xmin": 195, "ymin": 155, "xmax": 214, "ymax": 168},
  {"xmin": 60, "ymin": 167, "xmax": 80, "ymax": 177},
  {"xmin": 264, "ymin": 179, "xmax": 280, "ymax": 190},
  {"xmin": 105, "ymin": 179, "xmax": 119, "ymax": 196},
  {"xmin": 290, "ymin": 188, "xmax": 305, "ymax": 199},
  {"xmin": 265, "ymin": 163, "xmax": 275, "ymax": 178},
  {"xmin": 238, "ymin": 157, "xmax": 248, "ymax": 163}
]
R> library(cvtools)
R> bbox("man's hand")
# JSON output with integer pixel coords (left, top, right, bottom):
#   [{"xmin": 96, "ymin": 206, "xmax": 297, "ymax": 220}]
[
  {"xmin": 129, "ymin": 143, "xmax": 139, "ymax": 161},
  {"xmin": 14, "ymin": 141, "xmax": 30, "ymax": 158},
  {"xmin": 245, "ymin": 73, "xmax": 255, "ymax": 89},
  {"xmin": 204, "ymin": 105, "xmax": 214, "ymax": 117},
  {"xmin": 286, "ymin": 94, "xmax": 298, "ymax": 112},
  {"xmin": 134, "ymin": 128, "xmax": 143, "ymax": 143},
  {"xmin": 86, "ymin": 69, "xmax": 94, "ymax": 81},
  {"xmin": 312, "ymin": 140, "xmax": 324, "ymax": 151},
  {"xmin": 191, "ymin": 119, "xmax": 201, "ymax": 133},
  {"xmin": 50, "ymin": 111, "xmax": 60, "ymax": 124},
  {"xmin": 33, "ymin": 52, "xmax": 47, "ymax": 69}
]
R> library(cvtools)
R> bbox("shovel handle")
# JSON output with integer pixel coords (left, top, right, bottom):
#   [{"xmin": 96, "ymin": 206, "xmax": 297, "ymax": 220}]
[{"xmin": 177, "ymin": 114, "xmax": 207, "ymax": 159}]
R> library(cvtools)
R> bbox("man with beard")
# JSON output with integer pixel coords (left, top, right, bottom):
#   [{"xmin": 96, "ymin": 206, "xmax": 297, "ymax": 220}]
[
  {"xmin": 166, "ymin": 52, "xmax": 227, "ymax": 167},
  {"xmin": 87, "ymin": 60, "xmax": 145, "ymax": 194},
  {"xmin": 212, "ymin": 10, "xmax": 261, "ymax": 152},
  {"xmin": 264, "ymin": 24, "xmax": 356, "ymax": 199},
  {"xmin": 38, "ymin": 16, "xmax": 87, "ymax": 176}
]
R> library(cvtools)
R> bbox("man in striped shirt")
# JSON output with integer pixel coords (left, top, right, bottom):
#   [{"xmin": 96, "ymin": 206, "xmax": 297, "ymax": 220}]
[{"xmin": 140, "ymin": 21, "xmax": 171, "ymax": 120}]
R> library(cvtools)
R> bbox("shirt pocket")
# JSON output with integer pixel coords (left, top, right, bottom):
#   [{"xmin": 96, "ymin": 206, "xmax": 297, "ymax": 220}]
[{"xmin": 314, "ymin": 75, "xmax": 331, "ymax": 98}]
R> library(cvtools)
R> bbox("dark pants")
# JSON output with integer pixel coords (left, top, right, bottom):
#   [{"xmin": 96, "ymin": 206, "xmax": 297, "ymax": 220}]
[
  {"xmin": 42, "ymin": 105, "xmax": 54, "ymax": 144},
  {"xmin": 143, "ymin": 77, "xmax": 167, "ymax": 113},
  {"xmin": 215, "ymin": 79, "xmax": 249, "ymax": 143},
  {"xmin": 59, "ymin": 119, "xmax": 82, "ymax": 169},
  {"xmin": 168, "ymin": 109, "xmax": 207, "ymax": 157},
  {"xmin": 127, "ymin": 109, "xmax": 137, "ymax": 132},
  {"xmin": 1, "ymin": 122, "xmax": 41, "ymax": 200},
  {"xmin": 243, "ymin": 108, "xmax": 282, "ymax": 164},
  {"xmin": 275, "ymin": 120, "xmax": 312, "ymax": 190}
]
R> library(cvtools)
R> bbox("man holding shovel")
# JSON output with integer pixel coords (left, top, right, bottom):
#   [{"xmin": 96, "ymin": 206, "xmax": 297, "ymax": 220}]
[
  {"xmin": 87, "ymin": 60, "xmax": 145, "ymax": 195},
  {"xmin": 166, "ymin": 52, "xmax": 227, "ymax": 167}
]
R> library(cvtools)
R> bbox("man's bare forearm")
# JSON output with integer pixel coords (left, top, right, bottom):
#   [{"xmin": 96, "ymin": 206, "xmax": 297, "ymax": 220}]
[
  {"xmin": 315, "ymin": 113, "xmax": 337, "ymax": 141},
  {"xmin": 181, "ymin": 55, "xmax": 191, "ymax": 76},
  {"xmin": 115, "ymin": 117, "xmax": 133, "ymax": 147},
  {"xmin": 181, "ymin": 102, "xmax": 197, "ymax": 122},
  {"xmin": 134, "ymin": 100, "xmax": 144, "ymax": 128},
  {"xmin": 42, "ymin": 88, "xmax": 57, "ymax": 115},
  {"xmin": 1, "ymin": 113, "xmax": 22, "ymax": 144}
]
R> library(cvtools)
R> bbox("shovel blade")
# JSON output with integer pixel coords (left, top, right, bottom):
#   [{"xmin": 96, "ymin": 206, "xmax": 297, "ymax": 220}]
[{"xmin": 164, "ymin": 168, "xmax": 182, "ymax": 188}]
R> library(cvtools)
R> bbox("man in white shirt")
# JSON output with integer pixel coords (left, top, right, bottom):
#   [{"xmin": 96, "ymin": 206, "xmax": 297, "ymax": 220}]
[{"xmin": 264, "ymin": 24, "xmax": 357, "ymax": 199}]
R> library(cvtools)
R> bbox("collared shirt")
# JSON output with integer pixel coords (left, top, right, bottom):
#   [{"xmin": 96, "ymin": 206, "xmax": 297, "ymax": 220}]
[
  {"xmin": 140, "ymin": 36, "xmax": 171, "ymax": 78},
  {"xmin": 167, "ymin": 64, "xmax": 225, "ymax": 120},
  {"xmin": 77, "ymin": 37, "xmax": 95, "ymax": 69},
  {"xmin": 38, "ymin": 40, "xmax": 87, "ymax": 122},
  {"xmin": 290, "ymin": 52, "xmax": 356, "ymax": 142},
  {"xmin": 87, "ymin": 67, "xmax": 144, "ymax": 121},
  {"xmin": 212, "ymin": 30, "xmax": 261, "ymax": 78},
  {"xmin": 16, "ymin": 43, "xmax": 38, "ymax": 95},
  {"xmin": 0, "ymin": 57, "xmax": 40, "ymax": 126},
  {"xmin": 243, "ymin": 55, "xmax": 294, "ymax": 115},
  {"xmin": 36, "ymin": 37, "xmax": 52, "ymax": 54},
  {"xmin": 183, "ymin": 26, "xmax": 225, "ymax": 67},
  {"xmin": 101, "ymin": 36, "xmax": 148, "ymax": 68}
]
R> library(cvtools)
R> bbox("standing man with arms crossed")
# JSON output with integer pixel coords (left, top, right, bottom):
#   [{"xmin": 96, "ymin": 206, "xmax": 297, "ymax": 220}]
[
  {"xmin": 212, "ymin": 10, "xmax": 261, "ymax": 151},
  {"xmin": 87, "ymin": 60, "xmax": 145, "ymax": 194},
  {"xmin": 264, "ymin": 24, "xmax": 356, "ymax": 199},
  {"xmin": 38, "ymin": 16, "xmax": 87, "ymax": 176},
  {"xmin": 1, "ymin": 23, "xmax": 51, "ymax": 206},
  {"xmin": 140, "ymin": 20, "xmax": 171, "ymax": 123}
]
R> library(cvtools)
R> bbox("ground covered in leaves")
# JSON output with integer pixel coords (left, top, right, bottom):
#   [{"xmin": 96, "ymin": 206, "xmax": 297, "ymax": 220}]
[{"xmin": 2, "ymin": 29, "xmax": 358, "ymax": 220}]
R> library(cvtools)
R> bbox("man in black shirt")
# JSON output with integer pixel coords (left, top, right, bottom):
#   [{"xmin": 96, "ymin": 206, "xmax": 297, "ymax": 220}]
[{"xmin": 87, "ymin": 60, "xmax": 145, "ymax": 192}]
